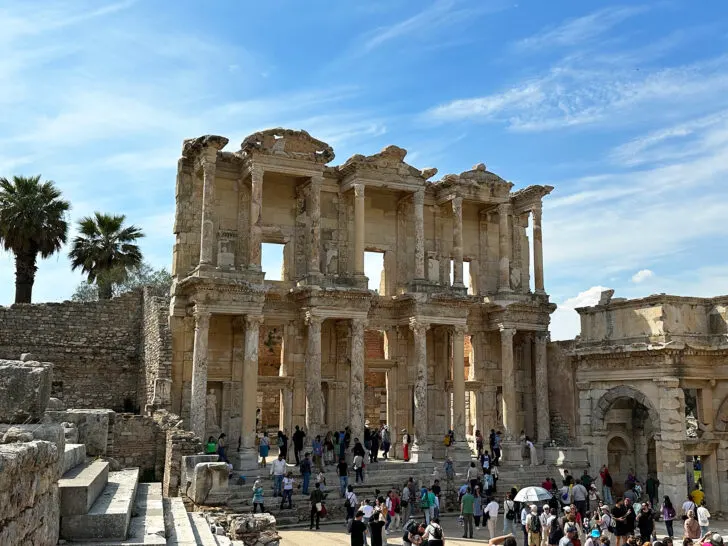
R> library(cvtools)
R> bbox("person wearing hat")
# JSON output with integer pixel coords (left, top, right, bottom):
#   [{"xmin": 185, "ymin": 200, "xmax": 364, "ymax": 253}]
[
  {"xmin": 586, "ymin": 529, "xmax": 601, "ymax": 546},
  {"xmin": 541, "ymin": 505, "xmax": 555, "ymax": 546},
  {"xmin": 703, "ymin": 532, "xmax": 724, "ymax": 546},
  {"xmin": 527, "ymin": 504, "xmax": 543, "ymax": 546},
  {"xmin": 560, "ymin": 524, "xmax": 578, "ymax": 546}
]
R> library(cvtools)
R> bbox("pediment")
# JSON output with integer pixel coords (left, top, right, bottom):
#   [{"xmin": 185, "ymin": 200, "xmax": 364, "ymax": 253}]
[
  {"xmin": 339, "ymin": 145, "xmax": 437, "ymax": 183},
  {"xmin": 240, "ymin": 128, "xmax": 334, "ymax": 164}
]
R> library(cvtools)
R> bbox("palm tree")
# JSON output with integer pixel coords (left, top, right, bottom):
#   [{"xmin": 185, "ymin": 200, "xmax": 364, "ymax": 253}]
[
  {"xmin": 68, "ymin": 212, "xmax": 145, "ymax": 299},
  {"xmin": 0, "ymin": 175, "xmax": 70, "ymax": 303}
]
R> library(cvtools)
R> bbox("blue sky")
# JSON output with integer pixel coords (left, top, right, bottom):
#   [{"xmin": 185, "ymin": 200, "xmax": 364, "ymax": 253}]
[{"xmin": 2, "ymin": 0, "xmax": 728, "ymax": 340}]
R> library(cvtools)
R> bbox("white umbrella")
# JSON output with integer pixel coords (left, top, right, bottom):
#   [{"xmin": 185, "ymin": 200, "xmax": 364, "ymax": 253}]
[{"xmin": 514, "ymin": 486, "xmax": 553, "ymax": 502}]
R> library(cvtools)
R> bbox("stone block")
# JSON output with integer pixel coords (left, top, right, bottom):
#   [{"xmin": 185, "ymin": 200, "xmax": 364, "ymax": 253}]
[
  {"xmin": 0, "ymin": 359, "xmax": 52, "ymax": 423},
  {"xmin": 181, "ymin": 454, "xmax": 218, "ymax": 490},
  {"xmin": 190, "ymin": 461, "xmax": 230, "ymax": 505},
  {"xmin": 61, "ymin": 443, "xmax": 87, "ymax": 476},
  {"xmin": 44, "ymin": 409, "xmax": 113, "ymax": 456},
  {"xmin": 59, "ymin": 460, "xmax": 110, "ymax": 516}
]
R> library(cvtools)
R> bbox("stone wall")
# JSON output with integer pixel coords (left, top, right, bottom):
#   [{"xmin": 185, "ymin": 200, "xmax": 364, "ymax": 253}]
[
  {"xmin": 0, "ymin": 440, "xmax": 60, "ymax": 546},
  {"xmin": 141, "ymin": 290, "xmax": 173, "ymax": 410},
  {"xmin": 108, "ymin": 413, "xmax": 165, "ymax": 482},
  {"xmin": 163, "ymin": 428, "xmax": 203, "ymax": 497},
  {"xmin": 548, "ymin": 340, "xmax": 577, "ymax": 443},
  {"xmin": 0, "ymin": 291, "xmax": 144, "ymax": 412}
]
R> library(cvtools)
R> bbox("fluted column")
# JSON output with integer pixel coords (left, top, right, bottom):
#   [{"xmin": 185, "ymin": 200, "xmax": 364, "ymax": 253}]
[
  {"xmin": 305, "ymin": 313, "xmax": 323, "ymax": 439},
  {"xmin": 190, "ymin": 309, "xmax": 211, "ymax": 439},
  {"xmin": 410, "ymin": 319, "xmax": 431, "ymax": 459},
  {"xmin": 500, "ymin": 327, "xmax": 517, "ymax": 440},
  {"xmin": 350, "ymin": 319, "xmax": 366, "ymax": 443},
  {"xmin": 452, "ymin": 325, "xmax": 466, "ymax": 439},
  {"xmin": 452, "ymin": 196, "xmax": 464, "ymax": 287},
  {"xmin": 308, "ymin": 175, "xmax": 322, "ymax": 275},
  {"xmin": 249, "ymin": 166, "xmax": 263, "ymax": 271},
  {"xmin": 414, "ymin": 189, "xmax": 425, "ymax": 279},
  {"xmin": 498, "ymin": 203, "xmax": 512, "ymax": 292},
  {"xmin": 199, "ymin": 153, "xmax": 217, "ymax": 265},
  {"xmin": 354, "ymin": 184, "xmax": 365, "ymax": 275},
  {"xmin": 534, "ymin": 332, "xmax": 550, "ymax": 442},
  {"xmin": 242, "ymin": 315, "xmax": 263, "ymax": 449},
  {"xmin": 533, "ymin": 204, "xmax": 545, "ymax": 294},
  {"xmin": 279, "ymin": 321, "xmax": 294, "ymax": 434}
]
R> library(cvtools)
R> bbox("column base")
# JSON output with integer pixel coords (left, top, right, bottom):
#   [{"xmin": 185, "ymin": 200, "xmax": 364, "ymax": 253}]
[
  {"xmin": 450, "ymin": 283, "xmax": 468, "ymax": 297},
  {"xmin": 352, "ymin": 274, "xmax": 369, "ymax": 290},
  {"xmin": 408, "ymin": 278, "xmax": 438, "ymax": 293},
  {"xmin": 500, "ymin": 441, "xmax": 525, "ymax": 465},
  {"xmin": 409, "ymin": 443, "xmax": 432, "ymax": 463},
  {"xmin": 233, "ymin": 448, "xmax": 259, "ymax": 473},
  {"xmin": 450, "ymin": 441, "xmax": 472, "ymax": 462},
  {"xmin": 299, "ymin": 272, "xmax": 323, "ymax": 287}
]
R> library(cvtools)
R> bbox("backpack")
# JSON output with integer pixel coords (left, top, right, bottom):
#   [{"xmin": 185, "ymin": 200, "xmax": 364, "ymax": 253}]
[
  {"xmin": 444, "ymin": 435, "xmax": 451, "ymax": 446},
  {"xmin": 432, "ymin": 525, "xmax": 443, "ymax": 540},
  {"xmin": 529, "ymin": 514, "xmax": 542, "ymax": 534},
  {"xmin": 549, "ymin": 522, "xmax": 564, "ymax": 544},
  {"xmin": 506, "ymin": 501, "xmax": 516, "ymax": 521},
  {"xmin": 420, "ymin": 494, "xmax": 430, "ymax": 509},
  {"xmin": 403, "ymin": 520, "xmax": 419, "ymax": 542}
]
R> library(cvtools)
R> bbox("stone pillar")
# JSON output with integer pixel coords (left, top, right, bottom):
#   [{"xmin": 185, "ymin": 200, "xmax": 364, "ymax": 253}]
[
  {"xmin": 498, "ymin": 203, "xmax": 512, "ymax": 293},
  {"xmin": 410, "ymin": 319, "xmax": 432, "ymax": 462},
  {"xmin": 305, "ymin": 313, "xmax": 324, "ymax": 439},
  {"xmin": 279, "ymin": 321, "xmax": 294, "ymax": 434},
  {"xmin": 385, "ymin": 327, "xmax": 399, "ymax": 452},
  {"xmin": 452, "ymin": 325, "xmax": 470, "ymax": 459},
  {"xmin": 656, "ymin": 378, "xmax": 687, "ymax": 506},
  {"xmin": 237, "ymin": 314, "xmax": 262, "ymax": 470},
  {"xmin": 500, "ymin": 327, "xmax": 517, "ymax": 440},
  {"xmin": 534, "ymin": 332, "xmax": 550, "ymax": 443},
  {"xmin": 533, "ymin": 204, "xmax": 545, "ymax": 294},
  {"xmin": 350, "ymin": 318, "xmax": 366, "ymax": 443},
  {"xmin": 452, "ymin": 196, "xmax": 464, "ymax": 288},
  {"xmin": 199, "ymin": 152, "xmax": 217, "ymax": 265},
  {"xmin": 702, "ymin": 450, "xmax": 720, "ymax": 510},
  {"xmin": 190, "ymin": 309, "xmax": 211, "ymax": 440},
  {"xmin": 249, "ymin": 166, "xmax": 263, "ymax": 271},
  {"xmin": 414, "ymin": 189, "xmax": 425, "ymax": 280},
  {"xmin": 354, "ymin": 183, "xmax": 365, "ymax": 275},
  {"xmin": 308, "ymin": 175, "xmax": 322, "ymax": 276}
]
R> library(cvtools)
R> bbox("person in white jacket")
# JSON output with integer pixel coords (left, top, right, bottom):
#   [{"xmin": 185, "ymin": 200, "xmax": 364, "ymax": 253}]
[
  {"xmin": 270, "ymin": 453, "xmax": 287, "ymax": 497},
  {"xmin": 697, "ymin": 503, "xmax": 711, "ymax": 536}
]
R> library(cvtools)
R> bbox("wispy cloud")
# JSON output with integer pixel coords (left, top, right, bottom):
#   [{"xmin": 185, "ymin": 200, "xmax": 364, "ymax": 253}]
[
  {"xmin": 631, "ymin": 269, "xmax": 654, "ymax": 283},
  {"xmin": 514, "ymin": 5, "xmax": 648, "ymax": 52}
]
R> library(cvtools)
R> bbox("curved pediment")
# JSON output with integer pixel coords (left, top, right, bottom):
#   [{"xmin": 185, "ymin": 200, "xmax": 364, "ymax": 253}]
[
  {"xmin": 339, "ymin": 144, "xmax": 436, "ymax": 182},
  {"xmin": 240, "ymin": 128, "xmax": 334, "ymax": 164}
]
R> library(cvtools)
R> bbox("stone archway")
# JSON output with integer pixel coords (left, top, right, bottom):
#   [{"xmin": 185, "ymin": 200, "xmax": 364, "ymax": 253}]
[{"xmin": 592, "ymin": 385, "xmax": 661, "ymax": 434}]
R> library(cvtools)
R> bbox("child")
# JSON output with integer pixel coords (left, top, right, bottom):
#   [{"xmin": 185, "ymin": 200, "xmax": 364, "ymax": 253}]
[
  {"xmin": 316, "ymin": 469, "xmax": 327, "ymax": 492},
  {"xmin": 280, "ymin": 471, "xmax": 295, "ymax": 509},
  {"xmin": 253, "ymin": 479, "xmax": 265, "ymax": 513}
]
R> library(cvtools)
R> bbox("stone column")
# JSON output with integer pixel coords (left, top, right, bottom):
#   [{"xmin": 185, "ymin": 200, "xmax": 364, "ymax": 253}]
[
  {"xmin": 533, "ymin": 204, "xmax": 545, "ymax": 294},
  {"xmin": 414, "ymin": 189, "xmax": 426, "ymax": 280},
  {"xmin": 249, "ymin": 166, "xmax": 263, "ymax": 271},
  {"xmin": 452, "ymin": 196, "xmax": 464, "ymax": 288},
  {"xmin": 308, "ymin": 175, "xmax": 322, "ymax": 276},
  {"xmin": 350, "ymin": 318, "xmax": 366, "ymax": 443},
  {"xmin": 279, "ymin": 321, "xmax": 294, "ymax": 434},
  {"xmin": 199, "ymin": 152, "xmax": 217, "ymax": 265},
  {"xmin": 236, "ymin": 314, "xmax": 262, "ymax": 470},
  {"xmin": 190, "ymin": 309, "xmax": 211, "ymax": 440},
  {"xmin": 500, "ymin": 327, "xmax": 517, "ymax": 439},
  {"xmin": 410, "ymin": 319, "xmax": 432, "ymax": 462},
  {"xmin": 305, "ymin": 313, "xmax": 324, "ymax": 439},
  {"xmin": 498, "ymin": 203, "xmax": 512, "ymax": 293},
  {"xmin": 534, "ymin": 332, "xmax": 550, "ymax": 443},
  {"xmin": 354, "ymin": 183, "xmax": 365, "ymax": 275},
  {"xmin": 452, "ymin": 325, "xmax": 470, "ymax": 459}
]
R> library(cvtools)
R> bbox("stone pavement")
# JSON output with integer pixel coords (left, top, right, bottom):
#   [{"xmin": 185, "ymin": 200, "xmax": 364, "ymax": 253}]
[{"xmin": 279, "ymin": 516, "xmax": 728, "ymax": 546}]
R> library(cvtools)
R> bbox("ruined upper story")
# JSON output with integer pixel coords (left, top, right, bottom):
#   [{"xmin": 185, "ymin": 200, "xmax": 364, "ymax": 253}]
[
  {"xmin": 171, "ymin": 128, "xmax": 553, "ymax": 301},
  {"xmin": 575, "ymin": 290, "xmax": 728, "ymax": 348}
]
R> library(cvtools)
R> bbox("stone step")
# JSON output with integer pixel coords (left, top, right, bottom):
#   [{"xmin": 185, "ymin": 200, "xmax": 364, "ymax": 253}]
[
  {"xmin": 163, "ymin": 497, "xmax": 197, "ymax": 545},
  {"xmin": 61, "ymin": 468, "xmax": 140, "ymax": 542},
  {"xmin": 62, "ymin": 443, "xmax": 87, "ymax": 476},
  {"xmin": 60, "ymin": 460, "xmax": 110, "ymax": 516},
  {"xmin": 188, "ymin": 512, "xmax": 218, "ymax": 545}
]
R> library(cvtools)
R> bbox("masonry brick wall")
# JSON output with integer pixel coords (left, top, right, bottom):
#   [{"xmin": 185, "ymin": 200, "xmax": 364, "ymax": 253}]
[
  {"xmin": 0, "ymin": 291, "xmax": 144, "ymax": 412},
  {"xmin": 140, "ymin": 290, "xmax": 172, "ymax": 408},
  {"xmin": 108, "ymin": 413, "xmax": 165, "ymax": 482}
]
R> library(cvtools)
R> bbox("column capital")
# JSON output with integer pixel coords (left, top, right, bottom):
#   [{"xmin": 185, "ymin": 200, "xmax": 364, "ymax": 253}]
[
  {"xmin": 245, "ymin": 314, "xmax": 265, "ymax": 329},
  {"xmin": 305, "ymin": 311, "xmax": 323, "ymax": 329},
  {"xmin": 350, "ymin": 318, "xmax": 368, "ymax": 332},
  {"xmin": 452, "ymin": 195, "xmax": 463, "ymax": 210},
  {"xmin": 413, "ymin": 188, "xmax": 425, "ymax": 205},
  {"xmin": 249, "ymin": 164, "xmax": 264, "ymax": 181},
  {"xmin": 409, "ymin": 318, "xmax": 430, "ymax": 336},
  {"xmin": 452, "ymin": 324, "xmax": 467, "ymax": 336},
  {"xmin": 310, "ymin": 173, "xmax": 324, "ymax": 186},
  {"xmin": 498, "ymin": 202, "xmax": 512, "ymax": 214},
  {"xmin": 532, "ymin": 201, "xmax": 543, "ymax": 215},
  {"xmin": 353, "ymin": 183, "xmax": 365, "ymax": 198},
  {"xmin": 193, "ymin": 307, "xmax": 211, "ymax": 323},
  {"xmin": 499, "ymin": 326, "xmax": 516, "ymax": 339},
  {"xmin": 534, "ymin": 331, "xmax": 549, "ymax": 343},
  {"xmin": 200, "ymin": 154, "xmax": 217, "ymax": 176}
]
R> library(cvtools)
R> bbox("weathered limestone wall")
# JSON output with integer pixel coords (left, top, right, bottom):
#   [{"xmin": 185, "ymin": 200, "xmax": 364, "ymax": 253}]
[
  {"xmin": 0, "ymin": 292, "xmax": 144, "ymax": 411},
  {"xmin": 141, "ymin": 290, "xmax": 173, "ymax": 410},
  {"xmin": 163, "ymin": 428, "xmax": 203, "ymax": 497},
  {"xmin": 0, "ymin": 357, "xmax": 52, "ymax": 423},
  {"xmin": 0, "ymin": 440, "xmax": 60, "ymax": 546},
  {"xmin": 548, "ymin": 340, "xmax": 577, "ymax": 444},
  {"xmin": 108, "ymin": 413, "xmax": 166, "ymax": 482}
]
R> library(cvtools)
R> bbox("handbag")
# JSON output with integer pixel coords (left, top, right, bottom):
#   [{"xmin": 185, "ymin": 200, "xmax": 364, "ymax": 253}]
[{"xmin": 316, "ymin": 502, "xmax": 323, "ymax": 512}]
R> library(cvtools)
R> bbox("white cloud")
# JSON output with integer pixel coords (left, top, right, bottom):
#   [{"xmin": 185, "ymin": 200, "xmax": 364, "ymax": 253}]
[
  {"xmin": 514, "ymin": 5, "xmax": 648, "ymax": 52},
  {"xmin": 631, "ymin": 269, "xmax": 654, "ymax": 283},
  {"xmin": 551, "ymin": 286, "xmax": 610, "ymax": 341}
]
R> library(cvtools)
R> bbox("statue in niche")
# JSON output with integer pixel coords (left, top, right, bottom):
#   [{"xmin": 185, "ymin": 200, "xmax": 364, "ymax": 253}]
[
  {"xmin": 206, "ymin": 389, "xmax": 220, "ymax": 429},
  {"xmin": 496, "ymin": 391, "xmax": 503, "ymax": 426}
]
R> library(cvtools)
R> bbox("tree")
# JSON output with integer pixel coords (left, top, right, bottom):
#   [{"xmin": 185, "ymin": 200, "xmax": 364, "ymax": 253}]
[
  {"xmin": 68, "ymin": 212, "xmax": 144, "ymax": 299},
  {"xmin": 71, "ymin": 262, "xmax": 172, "ymax": 302},
  {"xmin": 0, "ymin": 175, "xmax": 70, "ymax": 303}
]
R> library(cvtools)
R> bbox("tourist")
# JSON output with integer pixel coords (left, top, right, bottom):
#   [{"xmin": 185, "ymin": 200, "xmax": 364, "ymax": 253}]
[
  {"xmin": 270, "ymin": 453, "xmax": 286, "ymax": 497},
  {"xmin": 369, "ymin": 509, "xmax": 387, "ymax": 546},
  {"xmin": 277, "ymin": 430, "xmax": 288, "ymax": 459},
  {"xmin": 485, "ymin": 495, "xmax": 500, "ymax": 539},
  {"xmin": 402, "ymin": 429, "xmax": 410, "ymax": 462},
  {"xmin": 338, "ymin": 457, "xmax": 349, "ymax": 497},
  {"xmin": 354, "ymin": 451, "xmax": 365, "ymax": 483},
  {"xmin": 504, "ymin": 491, "xmax": 518, "ymax": 536},
  {"xmin": 561, "ymin": 524, "xmax": 579, "ymax": 546},
  {"xmin": 300, "ymin": 452, "xmax": 312, "ymax": 495},
  {"xmin": 526, "ymin": 436, "xmax": 538, "ymax": 466},
  {"xmin": 370, "ymin": 428, "xmax": 380, "ymax": 463},
  {"xmin": 339, "ymin": 430, "xmax": 347, "ymax": 460},
  {"xmin": 588, "ymin": 485, "xmax": 601, "ymax": 514},
  {"xmin": 259, "ymin": 433, "xmax": 270, "ymax": 467},
  {"xmin": 432, "ymin": 479, "xmax": 442, "ymax": 516},
  {"xmin": 345, "ymin": 485, "xmax": 358, "ymax": 523},
  {"xmin": 426, "ymin": 486, "xmax": 437, "ymax": 524},
  {"xmin": 599, "ymin": 506, "xmax": 614, "ymax": 545},
  {"xmin": 420, "ymin": 486, "xmax": 432, "ymax": 524},
  {"xmin": 611, "ymin": 500, "xmax": 628, "ymax": 546},
  {"xmin": 682, "ymin": 495, "xmax": 697, "ymax": 519},
  {"xmin": 316, "ymin": 468, "xmax": 327, "ymax": 493},
  {"xmin": 205, "ymin": 435, "xmax": 217, "ymax": 454},
  {"xmin": 600, "ymin": 466, "xmax": 614, "ymax": 505},
  {"xmin": 636, "ymin": 501, "xmax": 654, "ymax": 544},
  {"xmin": 541, "ymin": 505, "xmax": 555, "ymax": 546},
  {"xmin": 402, "ymin": 520, "xmax": 425, "ymax": 546},
  {"xmin": 217, "ymin": 433, "xmax": 230, "ymax": 464},
  {"xmin": 490, "ymin": 536, "xmax": 520, "ymax": 546},
  {"xmin": 646, "ymin": 474, "xmax": 660, "ymax": 507},
  {"xmin": 312, "ymin": 434, "xmax": 324, "ymax": 472},
  {"xmin": 474, "ymin": 485, "xmax": 483, "ymax": 529},
  {"xmin": 661, "ymin": 496, "xmax": 676, "ymax": 538},
  {"xmin": 324, "ymin": 431, "xmax": 335, "ymax": 465},
  {"xmin": 623, "ymin": 485, "xmax": 637, "ymax": 505},
  {"xmin": 548, "ymin": 517, "xmax": 564, "ymax": 546},
  {"xmin": 494, "ymin": 431, "xmax": 503, "ymax": 465},
  {"xmin": 696, "ymin": 503, "xmax": 711, "ymax": 536},
  {"xmin": 690, "ymin": 487, "xmax": 704, "ymax": 508},
  {"xmin": 280, "ymin": 471, "xmax": 295, "ymax": 509},
  {"xmin": 386, "ymin": 489, "xmax": 401, "ymax": 531},
  {"xmin": 468, "ymin": 461, "xmax": 479, "ymax": 491},
  {"xmin": 350, "ymin": 511, "xmax": 368, "ymax": 546},
  {"xmin": 309, "ymin": 482, "xmax": 325, "ymax": 530},
  {"xmin": 683, "ymin": 510, "xmax": 700, "ymax": 540},
  {"xmin": 292, "ymin": 425, "xmax": 306, "ymax": 464},
  {"xmin": 581, "ymin": 470, "xmax": 593, "ymax": 490},
  {"xmin": 521, "ymin": 502, "xmax": 531, "ymax": 546},
  {"xmin": 381, "ymin": 425, "xmax": 391, "ymax": 460},
  {"xmin": 572, "ymin": 480, "xmax": 588, "ymax": 520},
  {"xmin": 476, "ymin": 430, "xmax": 484, "ymax": 456},
  {"xmin": 527, "ymin": 505, "xmax": 543, "ymax": 546},
  {"xmin": 424, "ymin": 516, "xmax": 445, "ymax": 546},
  {"xmin": 461, "ymin": 486, "xmax": 475, "ymax": 539},
  {"xmin": 252, "ymin": 479, "xmax": 265, "ymax": 513},
  {"xmin": 585, "ymin": 529, "xmax": 601, "ymax": 546}
]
